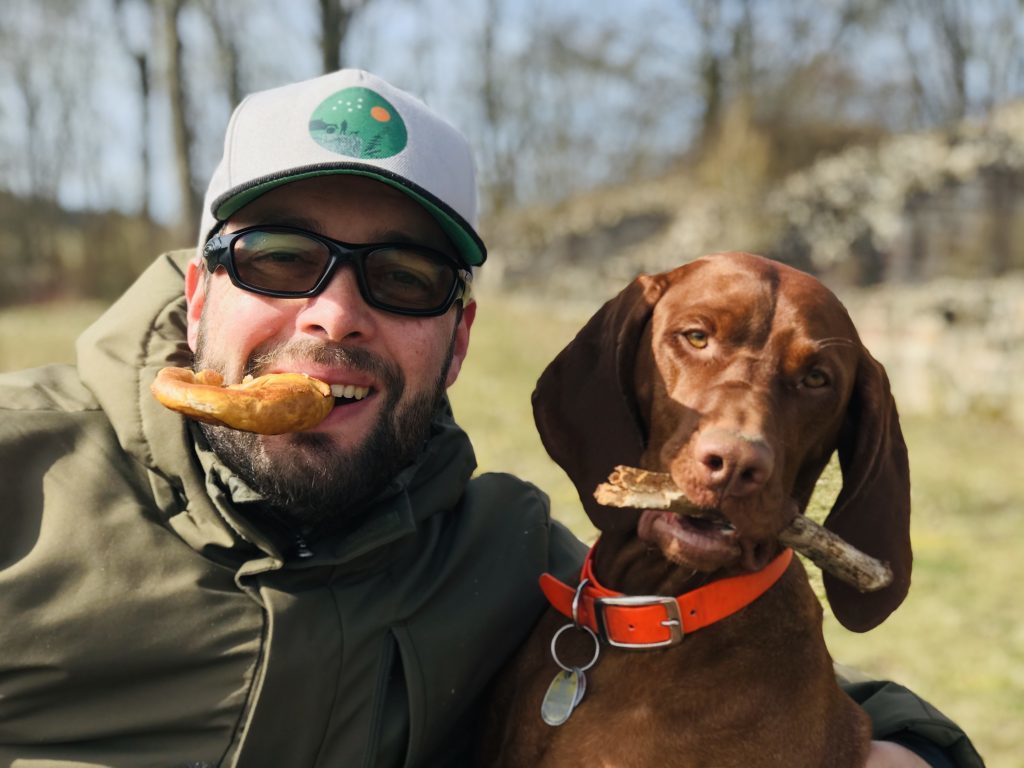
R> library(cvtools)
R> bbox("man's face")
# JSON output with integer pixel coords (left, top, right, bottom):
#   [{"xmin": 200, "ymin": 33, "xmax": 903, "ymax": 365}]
[{"xmin": 184, "ymin": 175, "xmax": 475, "ymax": 533}]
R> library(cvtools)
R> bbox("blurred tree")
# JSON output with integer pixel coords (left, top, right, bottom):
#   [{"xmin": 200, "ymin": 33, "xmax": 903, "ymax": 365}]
[
  {"xmin": 319, "ymin": 0, "xmax": 371, "ymax": 72},
  {"xmin": 473, "ymin": 0, "xmax": 674, "ymax": 215},
  {"xmin": 686, "ymin": 0, "xmax": 755, "ymax": 151},
  {"xmin": 160, "ymin": 0, "xmax": 201, "ymax": 240},
  {"xmin": 114, "ymin": 0, "xmax": 155, "ymax": 219},
  {"xmin": 681, "ymin": 0, "xmax": 898, "ymax": 178},
  {"xmin": 0, "ymin": 0, "xmax": 99, "ymax": 301},
  {"xmin": 890, "ymin": 0, "xmax": 1023, "ymax": 126},
  {"xmin": 476, "ymin": 0, "xmax": 517, "ymax": 214},
  {"xmin": 1, "ymin": 0, "xmax": 1022, "ymax": 302},
  {"xmin": 199, "ymin": 0, "xmax": 244, "ymax": 108}
]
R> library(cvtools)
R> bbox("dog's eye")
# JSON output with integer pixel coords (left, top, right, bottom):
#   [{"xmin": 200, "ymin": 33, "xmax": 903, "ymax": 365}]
[
  {"xmin": 802, "ymin": 369, "xmax": 829, "ymax": 388},
  {"xmin": 682, "ymin": 330, "xmax": 709, "ymax": 349}
]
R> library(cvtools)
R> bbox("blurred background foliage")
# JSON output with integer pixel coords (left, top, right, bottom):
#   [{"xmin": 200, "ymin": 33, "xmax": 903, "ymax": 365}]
[
  {"xmin": 1, "ymin": 0, "xmax": 1023, "ymax": 764},
  {"xmin": 1, "ymin": 0, "xmax": 1023, "ymax": 302}
]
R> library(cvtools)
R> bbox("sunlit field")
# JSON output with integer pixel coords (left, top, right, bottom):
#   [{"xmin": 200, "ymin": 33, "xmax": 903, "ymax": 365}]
[
  {"xmin": 2, "ymin": 292, "xmax": 1020, "ymax": 767},
  {"xmin": 0, "ymin": 300, "xmax": 108, "ymax": 371}
]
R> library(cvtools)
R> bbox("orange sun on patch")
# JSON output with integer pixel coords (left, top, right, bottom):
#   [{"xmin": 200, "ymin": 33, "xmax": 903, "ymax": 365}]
[{"xmin": 370, "ymin": 106, "xmax": 391, "ymax": 122}]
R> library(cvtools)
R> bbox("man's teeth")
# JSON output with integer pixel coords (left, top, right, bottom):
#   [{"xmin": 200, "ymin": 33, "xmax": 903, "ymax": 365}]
[{"xmin": 330, "ymin": 384, "xmax": 370, "ymax": 400}]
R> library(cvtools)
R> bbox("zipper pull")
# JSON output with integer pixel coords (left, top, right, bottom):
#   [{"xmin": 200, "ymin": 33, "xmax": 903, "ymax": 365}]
[{"xmin": 293, "ymin": 532, "xmax": 314, "ymax": 559}]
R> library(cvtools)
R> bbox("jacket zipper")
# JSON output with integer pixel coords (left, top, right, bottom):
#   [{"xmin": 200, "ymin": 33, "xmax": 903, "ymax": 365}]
[{"xmin": 293, "ymin": 532, "xmax": 314, "ymax": 559}]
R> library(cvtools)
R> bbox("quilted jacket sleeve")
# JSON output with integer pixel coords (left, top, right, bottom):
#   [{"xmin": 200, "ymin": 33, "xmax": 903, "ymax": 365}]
[{"xmin": 841, "ymin": 679, "xmax": 985, "ymax": 767}]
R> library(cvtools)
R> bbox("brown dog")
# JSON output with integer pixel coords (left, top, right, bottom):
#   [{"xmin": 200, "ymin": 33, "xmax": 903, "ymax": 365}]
[{"xmin": 481, "ymin": 252, "xmax": 911, "ymax": 767}]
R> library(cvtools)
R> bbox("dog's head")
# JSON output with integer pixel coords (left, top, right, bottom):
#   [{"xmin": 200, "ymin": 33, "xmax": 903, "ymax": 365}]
[{"xmin": 532, "ymin": 252, "xmax": 911, "ymax": 632}]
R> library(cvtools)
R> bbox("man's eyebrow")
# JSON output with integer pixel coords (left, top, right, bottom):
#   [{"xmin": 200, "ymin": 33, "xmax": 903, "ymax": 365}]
[
  {"xmin": 377, "ymin": 229, "xmax": 461, "ymax": 259},
  {"xmin": 254, "ymin": 220, "xmax": 425, "ymax": 245},
  {"xmin": 375, "ymin": 229, "xmax": 425, "ymax": 244},
  {"xmin": 257, "ymin": 215, "xmax": 324, "ymax": 232},
  {"xmin": 249, "ymin": 219, "xmax": 454, "ymax": 255}
]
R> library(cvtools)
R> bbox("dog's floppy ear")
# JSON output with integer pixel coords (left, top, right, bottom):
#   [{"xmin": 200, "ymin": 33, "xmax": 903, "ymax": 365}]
[
  {"xmin": 532, "ymin": 275, "xmax": 665, "ymax": 531},
  {"xmin": 823, "ymin": 348, "xmax": 912, "ymax": 632}
]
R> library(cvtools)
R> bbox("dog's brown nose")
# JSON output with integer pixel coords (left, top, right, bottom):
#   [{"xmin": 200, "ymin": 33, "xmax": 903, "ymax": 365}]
[{"xmin": 694, "ymin": 428, "xmax": 775, "ymax": 498}]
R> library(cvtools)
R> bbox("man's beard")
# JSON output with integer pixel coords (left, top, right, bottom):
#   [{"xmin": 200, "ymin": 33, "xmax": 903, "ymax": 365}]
[{"xmin": 194, "ymin": 327, "xmax": 456, "ymax": 539}]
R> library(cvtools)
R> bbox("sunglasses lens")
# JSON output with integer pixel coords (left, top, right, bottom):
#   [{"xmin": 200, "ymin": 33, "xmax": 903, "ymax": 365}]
[
  {"xmin": 219, "ymin": 228, "xmax": 462, "ymax": 313},
  {"xmin": 363, "ymin": 248, "xmax": 457, "ymax": 312},
  {"xmin": 231, "ymin": 231, "xmax": 331, "ymax": 294}
]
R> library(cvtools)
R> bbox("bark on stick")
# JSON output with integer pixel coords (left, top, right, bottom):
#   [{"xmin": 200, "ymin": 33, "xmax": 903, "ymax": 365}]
[{"xmin": 594, "ymin": 465, "xmax": 893, "ymax": 593}]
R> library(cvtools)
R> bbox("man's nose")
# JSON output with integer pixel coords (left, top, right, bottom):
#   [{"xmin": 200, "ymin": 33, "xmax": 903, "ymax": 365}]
[{"xmin": 296, "ymin": 264, "xmax": 377, "ymax": 342}]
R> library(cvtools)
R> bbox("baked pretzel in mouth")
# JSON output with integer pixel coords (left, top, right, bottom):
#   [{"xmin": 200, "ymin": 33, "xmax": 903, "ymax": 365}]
[{"xmin": 151, "ymin": 367, "xmax": 334, "ymax": 434}]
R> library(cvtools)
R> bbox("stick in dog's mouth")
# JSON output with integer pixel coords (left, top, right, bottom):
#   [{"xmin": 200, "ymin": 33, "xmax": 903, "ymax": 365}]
[{"xmin": 594, "ymin": 466, "xmax": 893, "ymax": 593}]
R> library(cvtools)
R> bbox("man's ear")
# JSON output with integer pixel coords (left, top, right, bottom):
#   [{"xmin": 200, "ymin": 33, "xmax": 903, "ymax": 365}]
[
  {"xmin": 184, "ymin": 256, "xmax": 207, "ymax": 353},
  {"xmin": 444, "ymin": 300, "xmax": 476, "ymax": 388}
]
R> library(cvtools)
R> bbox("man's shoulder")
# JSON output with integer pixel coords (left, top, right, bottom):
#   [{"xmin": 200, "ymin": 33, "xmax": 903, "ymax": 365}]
[
  {"xmin": 460, "ymin": 471, "xmax": 551, "ymax": 540},
  {"xmin": 466, "ymin": 470, "xmax": 549, "ymax": 511},
  {"xmin": 0, "ymin": 363, "xmax": 98, "ymax": 419},
  {"xmin": 458, "ymin": 471, "xmax": 587, "ymax": 575},
  {"xmin": 0, "ymin": 364, "xmax": 123, "ymax": 475}
]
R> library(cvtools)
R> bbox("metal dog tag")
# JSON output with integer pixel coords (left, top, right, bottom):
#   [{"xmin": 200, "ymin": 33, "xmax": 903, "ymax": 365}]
[
  {"xmin": 571, "ymin": 666, "xmax": 587, "ymax": 708},
  {"xmin": 540, "ymin": 667, "xmax": 586, "ymax": 726}
]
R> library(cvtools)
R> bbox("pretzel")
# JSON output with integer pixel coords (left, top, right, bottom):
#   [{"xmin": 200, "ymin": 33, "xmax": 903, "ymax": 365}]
[{"xmin": 151, "ymin": 367, "xmax": 333, "ymax": 434}]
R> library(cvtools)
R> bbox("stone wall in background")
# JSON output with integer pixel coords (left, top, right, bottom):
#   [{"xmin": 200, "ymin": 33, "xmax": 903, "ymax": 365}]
[
  {"xmin": 839, "ymin": 275, "xmax": 1024, "ymax": 428},
  {"xmin": 481, "ymin": 102, "xmax": 1024, "ymax": 430}
]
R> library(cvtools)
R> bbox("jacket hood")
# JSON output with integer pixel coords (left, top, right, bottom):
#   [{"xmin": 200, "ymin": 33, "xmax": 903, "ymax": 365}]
[
  {"xmin": 75, "ymin": 250, "xmax": 477, "ymax": 567},
  {"xmin": 77, "ymin": 251, "xmax": 195, "ymax": 473}
]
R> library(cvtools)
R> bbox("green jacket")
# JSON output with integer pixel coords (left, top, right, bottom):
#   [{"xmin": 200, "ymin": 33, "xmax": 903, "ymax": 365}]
[
  {"xmin": 0, "ymin": 250, "xmax": 584, "ymax": 767},
  {"xmin": 0, "ymin": 251, "xmax": 982, "ymax": 767}
]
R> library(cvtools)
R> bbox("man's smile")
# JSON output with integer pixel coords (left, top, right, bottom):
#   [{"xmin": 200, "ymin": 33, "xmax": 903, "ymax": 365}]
[{"xmin": 330, "ymin": 383, "xmax": 370, "ymax": 402}]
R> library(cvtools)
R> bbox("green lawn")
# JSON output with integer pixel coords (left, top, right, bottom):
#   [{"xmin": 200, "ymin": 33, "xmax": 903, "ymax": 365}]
[{"xmin": 2, "ymin": 292, "xmax": 1020, "ymax": 766}]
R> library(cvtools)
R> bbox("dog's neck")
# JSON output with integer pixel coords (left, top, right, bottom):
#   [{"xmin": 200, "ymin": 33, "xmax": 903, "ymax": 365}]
[{"xmin": 592, "ymin": 531, "xmax": 730, "ymax": 596}]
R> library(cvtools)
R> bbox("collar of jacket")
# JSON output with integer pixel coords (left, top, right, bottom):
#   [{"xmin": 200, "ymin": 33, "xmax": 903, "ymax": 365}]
[
  {"xmin": 540, "ymin": 543, "xmax": 793, "ymax": 648},
  {"xmin": 76, "ymin": 250, "xmax": 477, "ymax": 573}
]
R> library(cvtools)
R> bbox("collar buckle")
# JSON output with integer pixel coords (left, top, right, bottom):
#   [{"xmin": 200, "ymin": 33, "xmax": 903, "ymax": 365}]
[{"xmin": 594, "ymin": 595, "xmax": 685, "ymax": 649}]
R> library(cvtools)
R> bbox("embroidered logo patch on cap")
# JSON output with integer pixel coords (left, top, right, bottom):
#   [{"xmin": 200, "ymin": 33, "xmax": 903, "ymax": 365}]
[{"xmin": 308, "ymin": 87, "xmax": 408, "ymax": 159}]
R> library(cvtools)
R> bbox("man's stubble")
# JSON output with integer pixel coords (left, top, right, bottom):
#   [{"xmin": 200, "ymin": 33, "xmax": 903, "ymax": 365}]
[{"xmin": 193, "ymin": 315, "xmax": 457, "ymax": 538}]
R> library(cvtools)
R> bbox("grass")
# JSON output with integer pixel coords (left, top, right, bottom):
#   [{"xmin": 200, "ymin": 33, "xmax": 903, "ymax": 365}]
[
  {"xmin": 449, "ymin": 290, "xmax": 604, "ymax": 543},
  {"xmin": 0, "ymin": 300, "xmax": 107, "ymax": 371},
  {"xmin": 2, "ymin": 291, "xmax": 1020, "ymax": 766}
]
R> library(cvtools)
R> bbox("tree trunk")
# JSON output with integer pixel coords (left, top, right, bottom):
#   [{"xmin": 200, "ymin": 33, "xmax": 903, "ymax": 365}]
[
  {"xmin": 135, "ymin": 51, "xmax": 152, "ymax": 220},
  {"xmin": 693, "ymin": 0, "xmax": 723, "ymax": 150},
  {"xmin": 320, "ymin": 0, "xmax": 342, "ymax": 72},
  {"xmin": 114, "ymin": 0, "xmax": 154, "ymax": 220},
  {"xmin": 201, "ymin": 0, "xmax": 242, "ymax": 107},
  {"xmin": 161, "ymin": 0, "xmax": 200, "ymax": 240}
]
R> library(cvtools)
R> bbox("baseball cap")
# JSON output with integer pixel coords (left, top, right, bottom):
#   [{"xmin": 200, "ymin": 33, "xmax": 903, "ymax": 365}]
[{"xmin": 199, "ymin": 69, "xmax": 486, "ymax": 267}]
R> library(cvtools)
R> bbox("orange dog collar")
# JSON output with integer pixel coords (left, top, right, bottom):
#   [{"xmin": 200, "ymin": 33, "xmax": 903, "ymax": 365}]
[{"xmin": 540, "ymin": 546, "xmax": 794, "ymax": 649}]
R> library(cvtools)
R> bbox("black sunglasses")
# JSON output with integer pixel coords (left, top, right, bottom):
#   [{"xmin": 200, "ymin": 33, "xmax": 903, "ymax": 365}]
[{"xmin": 203, "ymin": 225, "xmax": 472, "ymax": 317}]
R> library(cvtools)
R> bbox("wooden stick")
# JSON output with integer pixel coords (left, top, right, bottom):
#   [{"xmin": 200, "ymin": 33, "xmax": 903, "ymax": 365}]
[{"xmin": 594, "ymin": 466, "xmax": 893, "ymax": 593}]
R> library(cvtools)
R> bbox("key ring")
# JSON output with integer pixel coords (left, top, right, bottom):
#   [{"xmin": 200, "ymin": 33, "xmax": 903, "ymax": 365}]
[
  {"xmin": 550, "ymin": 623, "xmax": 600, "ymax": 673},
  {"xmin": 550, "ymin": 577, "xmax": 600, "ymax": 673},
  {"xmin": 571, "ymin": 577, "xmax": 589, "ymax": 627}
]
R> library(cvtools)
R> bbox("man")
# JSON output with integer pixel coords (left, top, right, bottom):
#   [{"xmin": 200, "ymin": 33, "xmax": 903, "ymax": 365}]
[{"xmin": 0, "ymin": 69, "xmax": 981, "ymax": 766}]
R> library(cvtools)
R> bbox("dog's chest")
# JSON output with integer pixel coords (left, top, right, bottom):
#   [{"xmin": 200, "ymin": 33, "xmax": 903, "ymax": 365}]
[{"xmin": 501, "ymin": 584, "xmax": 869, "ymax": 768}]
